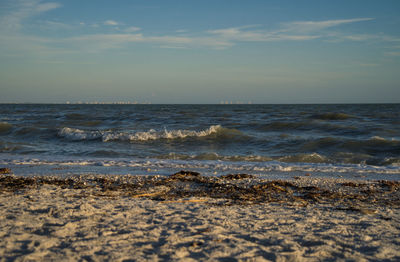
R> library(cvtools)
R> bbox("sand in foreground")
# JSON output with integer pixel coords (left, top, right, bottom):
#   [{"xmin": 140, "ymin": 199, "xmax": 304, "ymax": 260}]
[{"xmin": 0, "ymin": 173, "xmax": 399, "ymax": 261}]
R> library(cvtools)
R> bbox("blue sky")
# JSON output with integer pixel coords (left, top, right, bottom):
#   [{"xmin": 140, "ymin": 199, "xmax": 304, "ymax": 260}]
[{"xmin": 1, "ymin": 0, "xmax": 399, "ymax": 103}]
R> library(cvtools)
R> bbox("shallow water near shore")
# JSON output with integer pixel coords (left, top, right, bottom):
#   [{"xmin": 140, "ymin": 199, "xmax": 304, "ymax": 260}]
[{"xmin": 1, "ymin": 104, "xmax": 400, "ymax": 179}]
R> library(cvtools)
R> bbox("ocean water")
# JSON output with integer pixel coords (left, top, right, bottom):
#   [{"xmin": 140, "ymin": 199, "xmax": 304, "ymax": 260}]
[{"xmin": 1, "ymin": 104, "xmax": 400, "ymax": 180}]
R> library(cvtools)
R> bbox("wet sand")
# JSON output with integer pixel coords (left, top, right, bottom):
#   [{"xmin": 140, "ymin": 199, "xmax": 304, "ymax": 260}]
[{"xmin": 0, "ymin": 172, "xmax": 399, "ymax": 261}]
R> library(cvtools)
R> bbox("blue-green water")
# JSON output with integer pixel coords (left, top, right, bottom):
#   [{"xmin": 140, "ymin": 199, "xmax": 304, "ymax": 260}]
[{"xmin": 1, "ymin": 104, "xmax": 399, "ymax": 179}]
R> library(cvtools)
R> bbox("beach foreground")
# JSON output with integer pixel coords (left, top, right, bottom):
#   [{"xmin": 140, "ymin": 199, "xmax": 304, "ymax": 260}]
[{"xmin": 0, "ymin": 172, "xmax": 399, "ymax": 261}]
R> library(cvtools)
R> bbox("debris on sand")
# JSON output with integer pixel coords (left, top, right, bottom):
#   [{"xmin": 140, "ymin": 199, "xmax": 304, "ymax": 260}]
[
  {"xmin": 220, "ymin": 174, "xmax": 254, "ymax": 180},
  {"xmin": 0, "ymin": 168, "xmax": 11, "ymax": 174},
  {"xmin": 170, "ymin": 170, "xmax": 201, "ymax": 179},
  {"xmin": 0, "ymin": 172, "xmax": 399, "ymax": 208}
]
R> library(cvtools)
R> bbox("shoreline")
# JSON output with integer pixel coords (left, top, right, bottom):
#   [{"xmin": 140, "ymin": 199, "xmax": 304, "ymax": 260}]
[
  {"xmin": 1, "ymin": 172, "xmax": 400, "ymax": 261},
  {"xmin": 2, "ymin": 171, "xmax": 399, "ymax": 206}
]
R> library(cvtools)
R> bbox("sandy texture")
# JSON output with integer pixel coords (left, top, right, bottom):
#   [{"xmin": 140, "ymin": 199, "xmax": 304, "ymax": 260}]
[{"xmin": 0, "ymin": 174, "xmax": 399, "ymax": 261}]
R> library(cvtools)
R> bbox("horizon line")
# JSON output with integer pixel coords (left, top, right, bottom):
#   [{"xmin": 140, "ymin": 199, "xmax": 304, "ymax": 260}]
[{"xmin": 1, "ymin": 102, "xmax": 399, "ymax": 105}]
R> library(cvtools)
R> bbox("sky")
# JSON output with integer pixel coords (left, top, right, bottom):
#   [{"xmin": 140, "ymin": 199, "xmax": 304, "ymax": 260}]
[{"xmin": 0, "ymin": 0, "xmax": 399, "ymax": 104}]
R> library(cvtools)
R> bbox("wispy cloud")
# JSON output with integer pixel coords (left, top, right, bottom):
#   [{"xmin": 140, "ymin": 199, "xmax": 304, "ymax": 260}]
[
  {"xmin": 0, "ymin": 1, "xmax": 392, "ymax": 56},
  {"xmin": 59, "ymin": 33, "xmax": 231, "ymax": 52},
  {"xmin": 0, "ymin": 0, "xmax": 61, "ymax": 32},
  {"xmin": 36, "ymin": 20, "xmax": 72, "ymax": 30},
  {"xmin": 209, "ymin": 26, "xmax": 319, "ymax": 42},
  {"xmin": 281, "ymin": 18, "xmax": 374, "ymax": 33},
  {"xmin": 208, "ymin": 18, "xmax": 375, "ymax": 43},
  {"xmin": 209, "ymin": 26, "xmax": 269, "ymax": 41},
  {"xmin": 124, "ymin": 26, "xmax": 141, "ymax": 33},
  {"xmin": 104, "ymin": 20, "xmax": 119, "ymax": 26},
  {"xmin": 0, "ymin": 0, "xmax": 64, "ymax": 57},
  {"xmin": 341, "ymin": 34, "xmax": 376, "ymax": 41}
]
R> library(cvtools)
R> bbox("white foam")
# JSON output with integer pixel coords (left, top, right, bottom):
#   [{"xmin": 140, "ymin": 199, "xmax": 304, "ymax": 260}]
[
  {"xmin": 2, "ymin": 155, "xmax": 400, "ymax": 179},
  {"xmin": 58, "ymin": 127, "xmax": 103, "ymax": 141},
  {"xmin": 58, "ymin": 125, "xmax": 222, "ymax": 142},
  {"xmin": 371, "ymin": 136, "xmax": 386, "ymax": 141},
  {"xmin": 161, "ymin": 152, "xmax": 273, "ymax": 162},
  {"xmin": 370, "ymin": 136, "xmax": 399, "ymax": 142},
  {"xmin": 103, "ymin": 125, "xmax": 222, "ymax": 141}
]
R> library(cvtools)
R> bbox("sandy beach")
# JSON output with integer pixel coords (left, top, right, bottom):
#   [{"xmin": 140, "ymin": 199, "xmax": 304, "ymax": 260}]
[{"xmin": 0, "ymin": 172, "xmax": 399, "ymax": 261}]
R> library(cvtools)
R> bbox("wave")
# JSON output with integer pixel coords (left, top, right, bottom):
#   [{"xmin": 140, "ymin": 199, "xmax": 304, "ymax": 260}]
[
  {"xmin": 58, "ymin": 127, "xmax": 103, "ymax": 141},
  {"xmin": 381, "ymin": 157, "xmax": 400, "ymax": 166},
  {"xmin": 87, "ymin": 150, "xmax": 124, "ymax": 157},
  {"xmin": 103, "ymin": 125, "xmax": 223, "ymax": 142},
  {"xmin": 311, "ymin": 112, "xmax": 353, "ymax": 120},
  {"xmin": 255, "ymin": 121, "xmax": 362, "ymax": 136},
  {"xmin": 257, "ymin": 121, "xmax": 310, "ymax": 131},
  {"xmin": 0, "ymin": 141, "xmax": 22, "ymax": 153},
  {"xmin": 65, "ymin": 113, "xmax": 89, "ymax": 120},
  {"xmin": 2, "ymin": 156, "xmax": 400, "ymax": 177},
  {"xmin": 278, "ymin": 153, "xmax": 329, "ymax": 164},
  {"xmin": 68, "ymin": 120, "xmax": 103, "ymax": 127},
  {"xmin": 58, "ymin": 125, "xmax": 228, "ymax": 142},
  {"xmin": 157, "ymin": 152, "xmax": 273, "ymax": 162},
  {"xmin": 15, "ymin": 127, "xmax": 43, "ymax": 136},
  {"xmin": 299, "ymin": 136, "xmax": 400, "ymax": 154},
  {"xmin": 341, "ymin": 136, "xmax": 400, "ymax": 154},
  {"xmin": 157, "ymin": 152, "xmax": 400, "ymax": 166}
]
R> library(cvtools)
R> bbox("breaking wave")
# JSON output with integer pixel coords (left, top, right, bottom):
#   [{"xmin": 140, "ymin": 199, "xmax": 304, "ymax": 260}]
[
  {"xmin": 58, "ymin": 125, "xmax": 227, "ymax": 142},
  {"xmin": 58, "ymin": 127, "xmax": 103, "ymax": 141}
]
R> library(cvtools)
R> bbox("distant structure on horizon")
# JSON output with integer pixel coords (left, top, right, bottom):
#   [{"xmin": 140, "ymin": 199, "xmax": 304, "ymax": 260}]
[
  {"xmin": 220, "ymin": 101, "xmax": 252, "ymax": 105},
  {"xmin": 65, "ymin": 101, "xmax": 152, "ymax": 105}
]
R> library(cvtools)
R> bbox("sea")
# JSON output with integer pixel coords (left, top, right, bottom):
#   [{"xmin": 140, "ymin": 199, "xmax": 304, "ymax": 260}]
[{"xmin": 1, "ymin": 104, "xmax": 399, "ymax": 180}]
